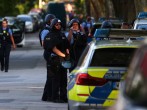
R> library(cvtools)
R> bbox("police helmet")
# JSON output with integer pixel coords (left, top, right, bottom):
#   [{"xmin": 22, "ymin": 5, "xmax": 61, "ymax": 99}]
[
  {"xmin": 44, "ymin": 14, "xmax": 56, "ymax": 25},
  {"xmin": 50, "ymin": 18, "xmax": 62, "ymax": 29},
  {"xmin": 101, "ymin": 20, "xmax": 113, "ymax": 28},
  {"xmin": 68, "ymin": 18, "xmax": 80, "ymax": 28}
]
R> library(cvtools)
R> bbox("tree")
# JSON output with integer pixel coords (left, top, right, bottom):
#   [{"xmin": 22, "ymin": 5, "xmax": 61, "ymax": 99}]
[
  {"xmin": 74, "ymin": 0, "xmax": 85, "ymax": 15},
  {"xmin": 17, "ymin": 0, "xmax": 36, "ymax": 14},
  {"xmin": 0, "ymin": 0, "xmax": 19, "ymax": 17},
  {"xmin": 0, "ymin": 0, "xmax": 37, "ymax": 17}
]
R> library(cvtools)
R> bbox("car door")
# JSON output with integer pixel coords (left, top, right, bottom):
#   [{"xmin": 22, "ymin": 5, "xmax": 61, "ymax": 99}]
[{"xmin": 87, "ymin": 47, "xmax": 137, "ymax": 102}]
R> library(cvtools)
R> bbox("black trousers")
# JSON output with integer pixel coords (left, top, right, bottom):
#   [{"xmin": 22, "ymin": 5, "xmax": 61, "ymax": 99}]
[
  {"xmin": 42, "ymin": 52, "xmax": 67, "ymax": 101},
  {"xmin": 0, "ymin": 45, "xmax": 3, "ymax": 67},
  {"xmin": 0, "ymin": 44, "xmax": 11, "ymax": 71},
  {"xmin": 70, "ymin": 45, "xmax": 85, "ymax": 72}
]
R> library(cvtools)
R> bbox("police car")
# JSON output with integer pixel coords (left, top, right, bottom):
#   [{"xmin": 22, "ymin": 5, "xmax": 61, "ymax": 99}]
[
  {"xmin": 137, "ymin": 12, "xmax": 147, "ymax": 19},
  {"xmin": 67, "ymin": 29, "xmax": 147, "ymax": 110},
  {"xmin": 133, "ymin": 18, "xmax": 147, "ymax": 30},
  {"xmin": 108, "ymin": 38, "xmax": 147, "ymax": 110}
]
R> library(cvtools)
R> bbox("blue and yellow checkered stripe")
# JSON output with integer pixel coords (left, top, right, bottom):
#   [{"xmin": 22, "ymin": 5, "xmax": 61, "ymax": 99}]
[{"xmin": 68, "ymin": 67, "xmax": 126, "ymax": 106}]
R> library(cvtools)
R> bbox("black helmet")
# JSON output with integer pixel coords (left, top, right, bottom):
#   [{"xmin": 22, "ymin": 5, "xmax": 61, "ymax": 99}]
[
  {"xmin": 101, "ymin": 20, "xmax": 113, "ymax": 28},
  {"xmin": 44, "ymin": 14, "xmax": 56, "ymax": 25},
  {"xmin": 50, "ymin": 18, "xmax": 62, "ymax": 29},
  {"xmin": 68, "ymin": 18, "xmax": 80, "ymax": 27}
]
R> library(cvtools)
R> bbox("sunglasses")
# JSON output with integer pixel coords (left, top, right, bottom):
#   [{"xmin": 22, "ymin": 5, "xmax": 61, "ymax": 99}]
[{"xmin": 55, "ymin": 23, "xmax": 61, "ymax": 26}]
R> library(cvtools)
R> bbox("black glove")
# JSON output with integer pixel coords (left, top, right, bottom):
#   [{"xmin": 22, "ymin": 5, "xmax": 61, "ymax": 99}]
[{"xmin": 64, "ymin": 53, "xmax": 70, "ymax": 61}]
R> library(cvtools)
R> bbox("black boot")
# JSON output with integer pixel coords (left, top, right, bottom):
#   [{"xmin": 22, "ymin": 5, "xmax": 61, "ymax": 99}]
[{"xmin": 1, "ymin": 66, "xmax": 4, "ymax": 71}]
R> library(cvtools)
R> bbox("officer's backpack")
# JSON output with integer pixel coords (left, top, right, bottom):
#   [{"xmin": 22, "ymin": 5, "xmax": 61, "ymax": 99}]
[{"xmin": 38, "ymin": 26, "xmax": 50, "ymax": 46}]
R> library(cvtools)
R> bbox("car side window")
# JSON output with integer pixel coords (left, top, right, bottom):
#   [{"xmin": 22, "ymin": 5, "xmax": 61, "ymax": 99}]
[
  {"xmin": 137, "ymin": 24, "xmax": 147, "ymax": 30},
  {"xmin": 90, "ymin": 48, "xmax": 136, "ymax": 67},
  {"xmin": 77, "ymin": 45, "xmax": 90, "ymax": 67}
]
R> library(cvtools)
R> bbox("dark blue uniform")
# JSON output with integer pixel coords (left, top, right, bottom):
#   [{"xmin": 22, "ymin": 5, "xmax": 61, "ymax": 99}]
[
  {"xmin": 70, "ymin": 31, "xmax": 87, "ymax": 68},
  {"xmin": 0, "ymin": 27, "xmax": 13, "ymax": 72},
  {"xmin": 42, "ymin": 27, "xmax": 70, "ymax": 102}
]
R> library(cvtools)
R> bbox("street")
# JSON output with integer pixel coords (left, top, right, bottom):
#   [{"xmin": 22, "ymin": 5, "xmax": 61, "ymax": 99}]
[{"xmin": 0, "ymin": 32, "xmax": 67, "ymax": 110}]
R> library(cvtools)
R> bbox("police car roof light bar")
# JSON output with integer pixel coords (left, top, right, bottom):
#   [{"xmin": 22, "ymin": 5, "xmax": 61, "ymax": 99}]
[{"xmin": 94, "ymin": 29, "xmax": 147, "ymax": 40}]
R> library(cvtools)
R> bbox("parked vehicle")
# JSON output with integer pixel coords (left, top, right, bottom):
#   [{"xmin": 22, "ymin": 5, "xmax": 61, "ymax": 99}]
[
  {"xmin": 28, "ymin": 13, "xmax": 44, "ymax": 29},
  {"xmin": 17, "ymin": 14, "xmax": 35, "ymax": 32},
  {"xmin": 90, "ymin": 17, "xmax": 123, "ymax": 36},
  {"xmin": 67, "ymin": 29, "xmax": 147, "ymax": 110},
  {"xmin": 108, "ymin": 38, "xmax": 147, "ymax": 110},
  {"xmin": 5, "ymin": 16, "xmax": 25, "ymax": 31},
  {"xmin": 137, "ymin": 12, "xmax": 147, "ymax": 19},
  {"xmin": 133, "ymin": 18, "xmax": 147, "ymax": 30}
]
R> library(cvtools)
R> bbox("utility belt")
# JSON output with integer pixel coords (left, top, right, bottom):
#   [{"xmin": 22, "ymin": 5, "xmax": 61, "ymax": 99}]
[
  {"xmin": 44, "ymin": 50, "xmax": 65, "ymax": 66},
  {"xmin": 0, "ymin": 42, "xmax": 11, "ymax": 47},
  {"xmin": 0, "ymin": 38, "xmax": 11, "ymax": 45}
]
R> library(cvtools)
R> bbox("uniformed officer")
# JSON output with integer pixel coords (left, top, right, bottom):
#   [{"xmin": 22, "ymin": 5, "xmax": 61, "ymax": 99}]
[
  {"xmin": 42, "ymin": 18, "xmax": 70, "ymax": 103},
  {"xmin": 101, "ymin": 20, "xmax": 113, "ymax": 28},
  {"xmin": 0, "ymin": 18, "xmax": 16, "ymax": 72},
  {"xmin": 40, "ymin": 14, "xmax": 56, "ymax": 101},
  {"xmin": 67, "ymin": 18, "xmax": 87, "ymax": 69},
  {"xmin": 39, "ymin": 14, "xmax": 55, "ymax": 46}
]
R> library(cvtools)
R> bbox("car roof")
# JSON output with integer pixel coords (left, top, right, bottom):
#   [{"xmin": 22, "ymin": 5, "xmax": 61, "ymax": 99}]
[
  {"xmin": 17, "ymin": 14, "xmax": 31, "ymax": 18},
  {"xmin": 94, "ymin": 40, "xmax": 141, "ymax": 49},
  {"xmin": 134, "ymin": 18, "xmax": 147, "ymax": 24}
]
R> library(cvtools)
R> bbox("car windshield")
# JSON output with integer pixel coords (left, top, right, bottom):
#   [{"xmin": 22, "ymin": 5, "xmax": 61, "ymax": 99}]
[
  {"xmin": 90, "ymin": 48, "xmax": 136, "ymax": 67},
  {"xmin": 17, "ymin": 17, "xmax": 32, "ymax": 22},
  {"xmin": 136, "ymin": 24, "xmax": 147, "ymax": 30}
]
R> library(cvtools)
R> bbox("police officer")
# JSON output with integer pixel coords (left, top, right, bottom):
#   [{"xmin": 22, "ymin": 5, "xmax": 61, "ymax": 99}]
[
  {"xmin": 42, "ymin": 18, "xmax": 70, "ymax": 102},
  {"xmin": 101, "ymin": 20, "xmax": 113, "ymax": 28},
  {"xmin": 39, "ymin": 14, "xmax": 55, "ymax": 46},
  {"xmin": 0, "ymin": 18, "xmax": 16, "ymax": 72},
  {"xmin": 67, "ymin": 18, "xmax": 87, "ymax": 68},
  {"xmin": 40, "ymin": 14, "xmax": 55, "ymax": 101}
]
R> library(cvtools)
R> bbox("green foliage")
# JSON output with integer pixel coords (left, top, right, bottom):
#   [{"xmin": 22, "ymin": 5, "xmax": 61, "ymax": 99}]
[
  {"xmin": 0, "ymin": 0, "xmax": 37, "ymax": 17},
  {"xmin": 0, "ymin": 0, "xmax": 19, "ymax": 17},
  {"xmin": 74, "ymin": 0, "xmax": 85, "ymax": 15},
  {"xmin": 17, "ymin": 0, "xmax": 36, "ymax": 14}
]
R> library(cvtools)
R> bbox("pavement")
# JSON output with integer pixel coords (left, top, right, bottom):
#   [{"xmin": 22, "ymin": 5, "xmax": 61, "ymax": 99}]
[{"xmin": 0, "ymin": 49, "xmax": 67, "ymax": 110}]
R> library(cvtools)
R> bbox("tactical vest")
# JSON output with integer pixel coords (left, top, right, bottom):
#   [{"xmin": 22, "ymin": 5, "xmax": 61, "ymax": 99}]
[
  {"xmin": 72, "ymin": 31, "xmax": 87, "ymax": 47},
  {"xmin": 0, "ymin": 27, "xmax": 11, "ymax": 44},
  {"xmin": 44, "ymin": 31, "xmax": 69, "ymax": 54}
]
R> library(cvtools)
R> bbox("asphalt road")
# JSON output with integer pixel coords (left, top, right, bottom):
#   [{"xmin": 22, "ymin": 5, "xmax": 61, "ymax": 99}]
[{"xmin": 0, "ymin": 31, "xmax": 67, "ymax": 110}]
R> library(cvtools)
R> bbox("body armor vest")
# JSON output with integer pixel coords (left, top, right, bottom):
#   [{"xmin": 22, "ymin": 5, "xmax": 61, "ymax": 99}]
[{"xmin": 0, "ymin": 27, "xmax": 11, "ymax": 44}]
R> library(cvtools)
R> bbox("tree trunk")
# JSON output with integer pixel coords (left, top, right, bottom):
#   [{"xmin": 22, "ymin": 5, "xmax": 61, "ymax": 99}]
[{"xmin": 85, "ymin": 0, "xmax": 91, "ymax": 16}]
